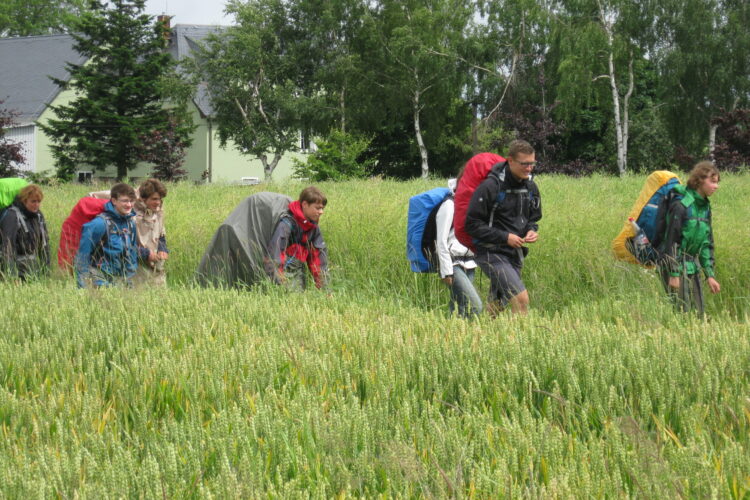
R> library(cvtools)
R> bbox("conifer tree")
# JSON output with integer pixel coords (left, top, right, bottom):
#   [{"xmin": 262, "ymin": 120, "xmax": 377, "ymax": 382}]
[{"xmin": 41, "ymin": 0, "xmax": 192, "ymax": 181}]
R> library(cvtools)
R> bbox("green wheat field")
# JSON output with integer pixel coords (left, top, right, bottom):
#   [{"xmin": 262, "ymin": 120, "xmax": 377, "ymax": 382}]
[{"xmin": 1, "ymin": 174, "xmax": 749, "ymax": 497}]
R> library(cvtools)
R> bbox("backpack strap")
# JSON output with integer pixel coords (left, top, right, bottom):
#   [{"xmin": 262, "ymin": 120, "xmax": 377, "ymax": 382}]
[
  {"xmin": 279, "ymin": 214, "xmax": 304, "ymax": 245},
  {"xmin": 6, "ymin": 206, "xmax": 30, "ymax": 235},
  {"xmin": 487, "ymin": 165, "xmax": 533, "ymax": 228}
]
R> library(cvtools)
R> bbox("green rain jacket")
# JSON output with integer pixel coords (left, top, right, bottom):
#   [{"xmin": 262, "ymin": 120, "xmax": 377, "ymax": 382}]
[{"xmin": 661, "ymin": 185, "xmax": 715, "ymax": 278}]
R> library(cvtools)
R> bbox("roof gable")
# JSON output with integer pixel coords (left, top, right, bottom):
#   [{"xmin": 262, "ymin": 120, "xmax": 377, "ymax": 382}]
[{"xmin": 0, "ymin": 34, "xmax": 86, "ymax": 124}]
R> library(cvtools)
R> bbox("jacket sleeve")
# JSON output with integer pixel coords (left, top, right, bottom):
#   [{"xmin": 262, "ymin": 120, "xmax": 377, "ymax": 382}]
[
  {"xmin": 0, "ymin": 209, "xmax": 20, "ymax": 277},
  {"xmin": 526, "ymin": 183, "xmax": 542, "ymax": 233},
  {"xmin": 465, "ymin": 180, "xmax": 509, "ymax": 247},
  {"xmin": 308, "ymin": 228, "xmax": 329, "ymax": 289},
  {"xmin": 266, "ymin": 219, "xmax": 292, "ymax": 284},
  {"xmin": 157, "ymin": 235, "xmax": 168, "ymax": 254},
  {"xmin": 75, "ymin": 218, "xmax": 106, "ymax": 288},
  {"xmin": 661, "ymin": 201, "xmax": 686, "ymax": 277},
  {"xmin": 40, "ymin": 215, "xmax": 51, "ymax": 270},
  {"xmin": 699, "ymin": 210, "xmax": 716, "ymax": 278},
  {"xmin": 435, "ymin": 200, "xmax": 455, "ymax": 278}
]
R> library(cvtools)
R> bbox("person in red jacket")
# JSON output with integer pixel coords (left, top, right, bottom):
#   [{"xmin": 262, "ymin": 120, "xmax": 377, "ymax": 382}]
[{"xmin": 266, "ymin": 186, "xmax": 329, "ymax": 290}]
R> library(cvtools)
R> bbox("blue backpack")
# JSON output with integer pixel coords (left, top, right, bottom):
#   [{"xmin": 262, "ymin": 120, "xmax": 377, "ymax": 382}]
[
  {"xmin": 626, "ymin": 177, "xmax": 682, "ymax": 265},
  {"xmin": 406, "ymin": 187, "xmax": 451, "ymax": 272}
]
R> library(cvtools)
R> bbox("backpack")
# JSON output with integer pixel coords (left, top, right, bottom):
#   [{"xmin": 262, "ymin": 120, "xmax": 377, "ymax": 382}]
[
  {"xmin": 406, "ymin": 187, "xmax": 451, "ymax": 272},
  {"xmin": 58, "ymin": 197, "xmax": 108, "ymax": 272},
  {"xmin": 196, "ymin": 192, "xmax": 293, "ymax": 288},
  {"xmin": 0, "ymin": 178, "xmax": 29, "ymax": 228},
  {"xmin": 453, "ymin": 153, "xmax": 505, "ymax": 251},
  {"xmin": 612, "ymin": 170, "xmax": 681, "ymax": 267}
]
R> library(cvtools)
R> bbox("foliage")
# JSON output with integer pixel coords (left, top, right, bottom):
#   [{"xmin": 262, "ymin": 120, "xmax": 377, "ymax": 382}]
[
  {"xmin": 712, "ymin": 108, "xmax": 750, "ymax": 171},
  {"xmin": 0, "ymin": 0, "xmax": 89, "ymax": 36},
  {"xmin": 292, "ymin": 131, "xmax": 374, "ymax": 181},
  {"xmin": 138, "ymin": 117, "xmax": 189, "ymax": 181},
  {"xmin": 0, "ymin": 174, "xmax": 749, "ymax": 496},
  {"xmin": 39, "ymin": 0, "xmax": 193, "ymax": 181},
  {"xmin": 0, "ymin": 101, "xmax": 24, "ymax": 177},
  {"xmin": 195, "ymin": 0, "xmax": 323, "ymax": 180}
]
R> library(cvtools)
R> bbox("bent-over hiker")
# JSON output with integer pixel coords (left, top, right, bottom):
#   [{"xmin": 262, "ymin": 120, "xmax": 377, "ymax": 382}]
[{"xmin": 266, "ymin": 186, "xmax": 329, "ymax": 291}]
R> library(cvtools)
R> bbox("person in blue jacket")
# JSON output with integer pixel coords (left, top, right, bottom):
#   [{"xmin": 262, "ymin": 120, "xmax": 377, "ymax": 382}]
[{"xmin": 75, "ymin": 183, "xmax": 138, "ymax": 288}]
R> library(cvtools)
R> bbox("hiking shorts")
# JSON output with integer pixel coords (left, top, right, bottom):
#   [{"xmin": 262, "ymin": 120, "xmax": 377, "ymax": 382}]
[{"xmin": 475, "ymin": 251, "xmax": 525, "ymax": 307}]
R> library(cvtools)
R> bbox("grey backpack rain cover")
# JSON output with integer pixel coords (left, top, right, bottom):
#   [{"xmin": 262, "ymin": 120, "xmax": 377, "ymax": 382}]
[{"xmin": 195, "ymin": 192, "xmax": 292, "ymax": 288}]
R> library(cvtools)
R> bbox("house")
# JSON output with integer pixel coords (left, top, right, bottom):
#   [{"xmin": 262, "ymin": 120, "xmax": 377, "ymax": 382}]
[{"xmin": 0, "ymin": 24, "xmax": 306, "ymax": 183}]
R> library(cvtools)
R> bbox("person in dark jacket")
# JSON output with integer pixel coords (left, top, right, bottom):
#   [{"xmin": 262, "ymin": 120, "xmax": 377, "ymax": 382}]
[
  {"xmin": 465, "ymin": 140, "xmax": 542, "ymax": 315},
  {"xmin": 658, "ymin": 161, "xmax": 721, "ymax": 314},
  {"xmin": 75, "ymin": 183, "xmax": 138, "ymax": 288},
  {"xmin": 0, "ymin": 184, "xmax": 50, "ymax": 281},
  {"xmin": 266, "ymin": 186, "xmax": 329, "ymax": 291}
]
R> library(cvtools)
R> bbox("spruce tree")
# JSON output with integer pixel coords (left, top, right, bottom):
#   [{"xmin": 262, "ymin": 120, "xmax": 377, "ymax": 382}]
[{"xmin": 41, "ymin": 0, "xmax": 192, "ymax": 181}]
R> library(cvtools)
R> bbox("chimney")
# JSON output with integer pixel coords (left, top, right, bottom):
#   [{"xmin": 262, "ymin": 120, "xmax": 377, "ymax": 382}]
[{"xmin": 157, "ymin": 15, "xmax": 172, "ymax": 46}]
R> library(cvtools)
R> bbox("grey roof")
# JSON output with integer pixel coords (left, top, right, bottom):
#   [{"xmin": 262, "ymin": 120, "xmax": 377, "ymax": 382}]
[
  {"xmin": 0, "ymin": 24, "xmax": 226, "ymax": 125},
  {"xmin": 0, "ymin": 34, "xmax": 86, "ymax": 125},
  {"xmin": 169, "ymin": 24, "xmax": 225, "ymax": 118}
]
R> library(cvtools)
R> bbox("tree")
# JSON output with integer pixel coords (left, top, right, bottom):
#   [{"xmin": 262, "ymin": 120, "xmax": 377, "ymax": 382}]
[
  {"xmin": 363, "ymin": 0, "xmax": 473, "ymax": 178},
  {"xmin": 0, "ymin": 0, "xmax": 89, "ymax": 36},
  {"xmin": 0, "ymin": 101, "xmax": 25, "ymax": 177},
  {"xmin": 40, "ymin": 0, "xmax": 193, "ymax": 181},
  {"xmin": 196, "ymin": 0, "xmax": 324, "ymax": 180},
  {"xmin": 657, "ymin": 0, "xmax": 750, "ymax": 157},
  {"xmin": 138, "ymin": 116, "xmax": 189, "ymax": 181}
]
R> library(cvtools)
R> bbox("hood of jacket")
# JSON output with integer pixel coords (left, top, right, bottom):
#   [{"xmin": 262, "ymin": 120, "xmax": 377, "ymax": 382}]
[{"xmin": 103, "ymin": 201, "xmax": 135, "ymax": 222}]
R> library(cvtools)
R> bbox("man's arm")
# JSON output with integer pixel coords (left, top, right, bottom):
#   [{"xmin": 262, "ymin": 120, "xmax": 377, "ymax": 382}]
[
  {"xmin": 308, "ymin": 229, "xmax": 329, "ymax": 289},
  {"xmin": 75, "ymin": 218, "xmax": 106, "ymax": 288},
  {"xmin": 661, "ymin": 202, "xmax": 686, "ymax": 277},
  {"xmin": 0, "ymin": 210, "xmax": 20, "ymax": 277},
  {"xmin": 266, "ymin": 219, "xmax": 292, "ymax": 284},
  {"xmin": 435, "ymin": 200, "xmax": 455, "ymax": 279},
  {"xmin": 465, "ymin": 180, "xmax": 508, "ymax": 246}
]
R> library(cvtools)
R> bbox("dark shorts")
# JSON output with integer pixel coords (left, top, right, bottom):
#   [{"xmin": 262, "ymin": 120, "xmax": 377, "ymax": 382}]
[{"xmin": 475, "ymin": 251, "xmax": 525, "ymax": 307}]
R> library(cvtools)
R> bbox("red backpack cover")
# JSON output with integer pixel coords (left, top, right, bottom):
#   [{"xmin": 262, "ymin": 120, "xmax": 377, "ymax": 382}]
[
  {"xmin": 453, "ymin": 152, "xmax": 505, "ymax": 251},
  {"xmin": 58, "ymin": 197, "xmax": 108, "ymax": 272}
]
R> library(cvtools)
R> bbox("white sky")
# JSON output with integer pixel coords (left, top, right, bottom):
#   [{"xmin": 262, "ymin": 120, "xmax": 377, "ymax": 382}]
[{"xmin": 143, "ymin": 0, "xmax": 233, "ymax": 26}]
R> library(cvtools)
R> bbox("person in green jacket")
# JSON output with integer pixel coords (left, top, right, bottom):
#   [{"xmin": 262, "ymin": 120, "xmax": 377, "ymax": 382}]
[{"xmin": 658, "ymin": 161, "xmax": 721, "ymax": 314}]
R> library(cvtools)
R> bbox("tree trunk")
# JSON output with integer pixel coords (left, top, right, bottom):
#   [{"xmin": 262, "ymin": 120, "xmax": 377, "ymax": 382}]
[
  {"xmin": 259, "ymin": 152, "xmax": 282, "ymax": 180},
  {"xmin": 413, "ymin": 90, "xmax": 429, "ymax": 179},
  {"xmin": 708, "ymin": 122, "xmax": 718, "ymax": 159},
  {"xmin": 604, "ymin": 23, "xmax": 628, "ymax": 176},
  {"xmin": 340, "ymin": 86, "xmax": 346, "ymax": 134}
]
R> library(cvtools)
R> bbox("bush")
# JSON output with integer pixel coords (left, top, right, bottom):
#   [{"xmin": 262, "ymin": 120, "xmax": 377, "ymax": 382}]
[{"xmin": 293, "ymin": 131, "xmax": 375, "ymax": 181}]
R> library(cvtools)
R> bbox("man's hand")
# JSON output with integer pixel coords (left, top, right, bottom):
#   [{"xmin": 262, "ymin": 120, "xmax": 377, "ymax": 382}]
[
  {"xmin": 147, "ymin": 251, "xmax": 159, "ymax": 263},
  {"xmin": 707, "ymin": 277, "xmax": 721, "ymax": 294},
  {"xmin": 157, "ymin": 251, "xmax": 169, "ymax": 261},
  {"xmin": 441, "ymin": 276, "xmax": 453, "ymax": 286},
  {"xmin": 524, "ymin": 230, "xmax": 538, "ymax": 243},
  {"xmin": 668, "ymin": 276, "xmax": 680, "ymax": 289},
  {"xmin": 507, "ymin": 233, "xmax": 525, "ymax": 248}
]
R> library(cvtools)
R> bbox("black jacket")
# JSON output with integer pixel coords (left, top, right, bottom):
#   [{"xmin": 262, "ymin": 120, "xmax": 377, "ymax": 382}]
[
  {"xmin": 0, "ymin": 199, "xmax": 50, "ymax": 280},
  {"xmin": 465, "ymin": 162, "xmax": 542, "ymax": 259}
]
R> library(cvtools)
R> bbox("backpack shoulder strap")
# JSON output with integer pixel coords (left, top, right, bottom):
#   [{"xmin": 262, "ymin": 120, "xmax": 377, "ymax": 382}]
[{"xmin": 9, "ymin": 206, "xmax": 29, "ymax": 234}]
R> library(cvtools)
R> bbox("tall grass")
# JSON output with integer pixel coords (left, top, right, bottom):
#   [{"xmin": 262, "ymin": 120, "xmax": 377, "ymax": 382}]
[{"xmin": 1, "ymin": 174, "xmax": 749, "ymax": 496}]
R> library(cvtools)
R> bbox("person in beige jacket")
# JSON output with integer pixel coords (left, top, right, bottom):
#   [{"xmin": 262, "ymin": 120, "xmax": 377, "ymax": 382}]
[{"xmin": 133, "ymin": 179, "xmax": 169, "ymax": 287}]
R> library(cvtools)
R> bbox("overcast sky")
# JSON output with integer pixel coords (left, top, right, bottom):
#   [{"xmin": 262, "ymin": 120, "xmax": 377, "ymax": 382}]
[{"xmin": 143, "ymin": 0, "xmax": 233, "ymax": 26}]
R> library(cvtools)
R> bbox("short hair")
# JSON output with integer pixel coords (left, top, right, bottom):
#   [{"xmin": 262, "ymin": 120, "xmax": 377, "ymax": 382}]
[
  {"xmin": 138, "ymin": 178, "xmax": 167, "ymax": 200},
  {"xmin": 687, "ymin": 161, "xmax": 720, "ymax": 190},
  {"xmin": 18, "ymin": 184, "xmax": 43, "ymax": 203},
  {"xmin": 508, "ymin": 140, "xmax": 535, "ymax": 159},
  {"xmin": 299, "ymin": 186, "xmax": 327, "ymax": 206},
  {"xmin": 110, "ymin": 183, "xmax": 136, "ymax": 200}
]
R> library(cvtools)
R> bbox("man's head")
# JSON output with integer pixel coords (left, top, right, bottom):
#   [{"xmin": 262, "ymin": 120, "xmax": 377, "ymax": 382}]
[
  {"xmin": 687, "ymin": 161, "xmax": 720, "ymax": 197},
  {"xmin": 507, "ymin": 139, "xmax": 536, "ymax": 181},
  {"xmin": 110, "ymin": 183, "xmax": 136, "ymax": 216},
  {"xmin": 299, "ymin": 186, "xmax": 327, "ymax": 223},
  {"xmin": 138, "ymin": 178, "xmax": 167, "ymax": 211}
]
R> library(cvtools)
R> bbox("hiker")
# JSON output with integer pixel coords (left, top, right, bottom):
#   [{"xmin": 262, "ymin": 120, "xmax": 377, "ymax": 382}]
[
  {"xmin": 75, "ymin": 183, "xmax": 138, "ymax": 288},
  {"xmin": 0, "ymin": 184, "xmax": 50, "ymax": 281},
  {"xmin": 465, "ymin": 140, "xmax": 542, "ymax": 315},
  {"xmin": 133, "ymin": 179, "xmax": 168, "ymax": 287},
  {"xmin": 266, "ymin": 186, "xmax": 329, "ymax": 290},
  {"xmin": 436, "ymin": 177, "xmax": 482, "ymax": 317},
  {"xmin": 657, "ymin": 161, "xmax": 721, "ymax": 314}
]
